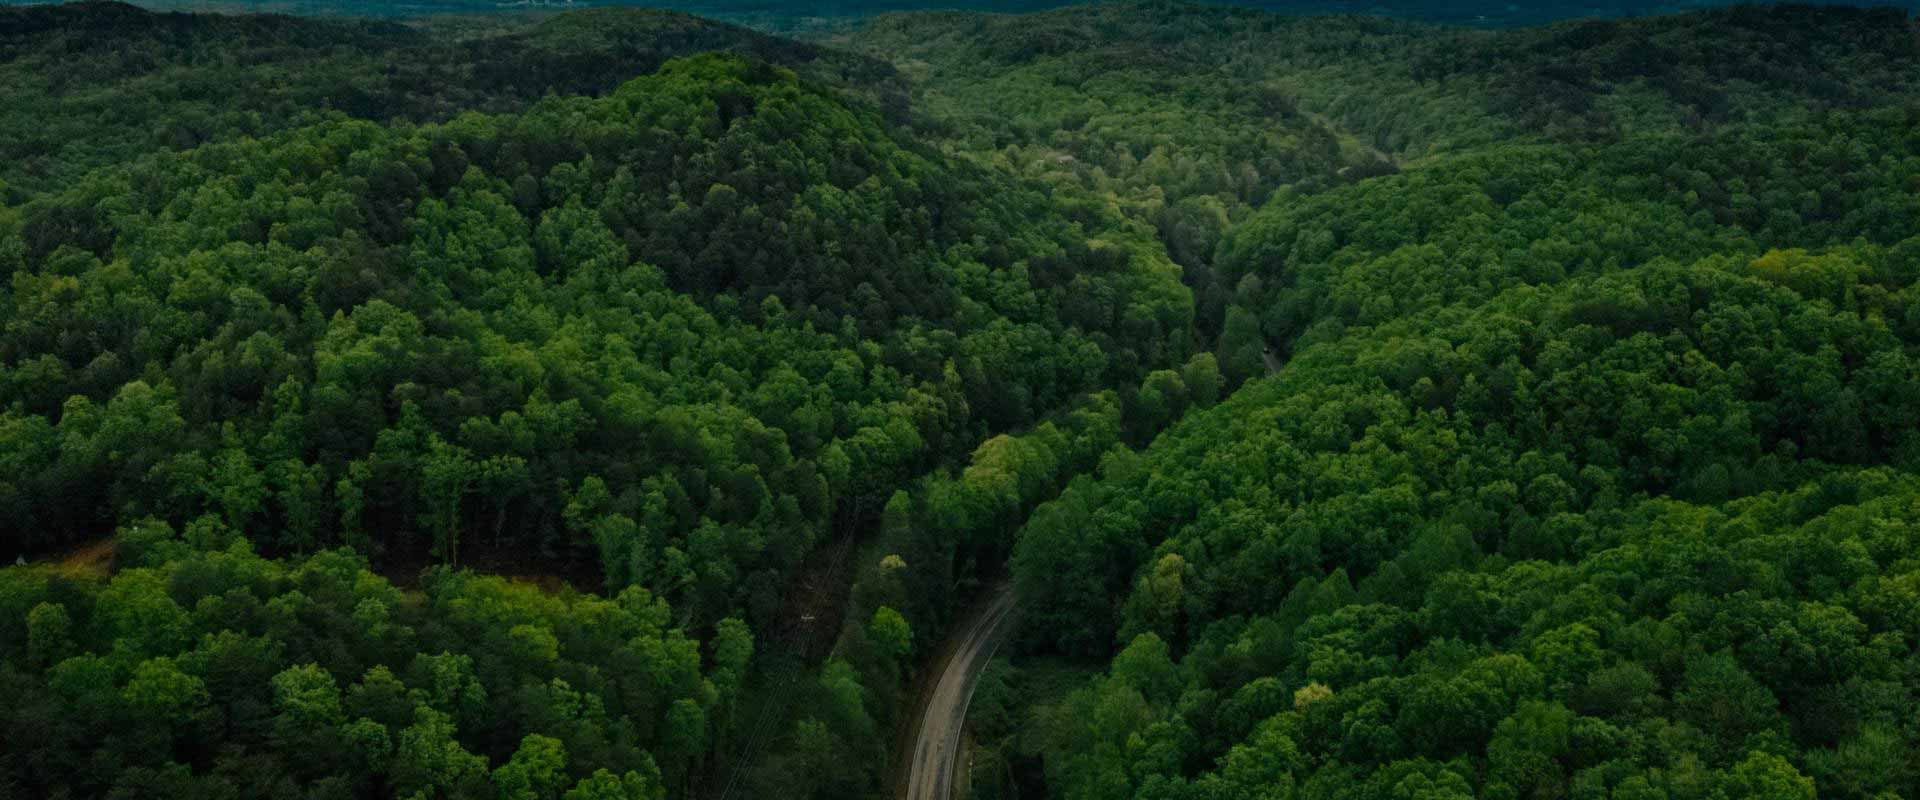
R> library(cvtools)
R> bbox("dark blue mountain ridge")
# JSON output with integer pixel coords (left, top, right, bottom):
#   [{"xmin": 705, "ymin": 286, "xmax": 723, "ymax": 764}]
[{"xmin": 0, "ymin": 0, "xmax": 1911, "ymax": 29}]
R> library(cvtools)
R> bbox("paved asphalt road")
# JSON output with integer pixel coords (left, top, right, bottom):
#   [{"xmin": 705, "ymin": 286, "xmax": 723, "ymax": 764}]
[{"xmin": 902, "ymin": 585, "xmax": 1019, "ymax": 800}]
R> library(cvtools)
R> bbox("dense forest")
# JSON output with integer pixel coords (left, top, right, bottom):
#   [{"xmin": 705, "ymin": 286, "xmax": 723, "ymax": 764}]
[
  {"xmin": 0, "ymin": 1, "xmax": 907, "ymax": 201},
  {"xmin": 977, "ymin": 5, "xmax": 1920, "ymax": 800},
  {"xmin": 3, "ymin": 1, "xmax": 1920, "ymax": 799}
]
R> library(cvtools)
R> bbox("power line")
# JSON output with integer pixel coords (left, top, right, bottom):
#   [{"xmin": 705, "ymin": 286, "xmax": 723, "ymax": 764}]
[{"xmin": 714, "ymin": 517, "xmax": 861, "ymax": 800}]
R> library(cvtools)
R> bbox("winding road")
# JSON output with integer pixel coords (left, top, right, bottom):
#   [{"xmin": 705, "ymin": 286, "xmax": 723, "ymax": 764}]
[
  {"xmin": 901, "ymin": 584, "xmax": 1020, "ymax": 800},
  {"xmin": 900, "ymin": 336, "xmax": 1270, "ymax": 800}
]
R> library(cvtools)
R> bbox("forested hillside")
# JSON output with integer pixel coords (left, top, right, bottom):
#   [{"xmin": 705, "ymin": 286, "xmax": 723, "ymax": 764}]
[
  {"xmin": 0, "ymin": 12, "xmax": 1191, "ymax": 793},
  {"xmin": 0, "ymin": 46, "xmax": 1190, "ymax": 573},
  {"xmin": 834, "ymin": 2, "xmax": 1920, "ymax": 338},
  {"xmin": 4, "ymin": 2, "xmax": 1920, "ymax": 799},
  {"xmin": 1011, "ymin": 235, "xmax": 1920, "ymax": 799},
  {"xmin": 976, "ymin": 5, "xmax": 1920, "ymax": 800},
  {"xmin": 0, "ymin": 1, "xmax": 904, "ymax": 201},
  {"xmin": 1, "ymin": 544, "xmax": 736, "ymax": 798}
]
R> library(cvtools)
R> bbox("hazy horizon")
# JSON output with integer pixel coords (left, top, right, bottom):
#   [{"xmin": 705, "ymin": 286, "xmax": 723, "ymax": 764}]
[{"xmin": 4, "ymin": 0, "xmax": 1914, "ymax": 29}]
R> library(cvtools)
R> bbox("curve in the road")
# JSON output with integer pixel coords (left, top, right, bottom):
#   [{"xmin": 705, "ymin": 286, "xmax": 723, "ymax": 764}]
[{"xmin": 902, "ymin": 585, "xmax": 1019, "ymax": 800}]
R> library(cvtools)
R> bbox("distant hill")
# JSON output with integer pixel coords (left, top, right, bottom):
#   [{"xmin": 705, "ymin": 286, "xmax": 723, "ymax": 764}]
[
  {"xmin": 0, "ymin": 1, "xmax": 904, "ymax": 199},
  {"xmin": 2, "ymin": 0, "xmax": 1912, "ymax": 30}
]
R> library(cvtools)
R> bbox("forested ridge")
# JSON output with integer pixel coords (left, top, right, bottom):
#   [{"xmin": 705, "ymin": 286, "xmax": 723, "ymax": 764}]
[
  {"xmin": 4, "ymin": 1, "xmax": 1920, "ymax": 799},
  {"xmin": 0, "ymin": 1, "xmax": 906, "ymax": 202},
  {"xmin": 980, "ymin": 5, "xmax": 1920, "ymax": 800},
  {"xmin": 0, "ymin": 6, "xmax": 1191, "ymax": 794}
]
